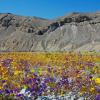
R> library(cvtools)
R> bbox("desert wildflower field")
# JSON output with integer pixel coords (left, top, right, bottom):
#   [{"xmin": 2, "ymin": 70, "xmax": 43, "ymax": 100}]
[{"xmin": 0, "ymin": 52, "xmax": 100, "ymax": 100}]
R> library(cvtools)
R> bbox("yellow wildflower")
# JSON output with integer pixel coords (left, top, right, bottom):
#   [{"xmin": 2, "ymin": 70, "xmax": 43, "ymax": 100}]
[
  {"xmin": 31, "ymin": 68, "xmax": 35, "ymax": 73},
  {"xmin": 90, "ymin": 87, "xmax": 95, "ymax": 92},
  {"xmin": 94, "ymin": 78, "xmax": 100, "ymax": 84}
]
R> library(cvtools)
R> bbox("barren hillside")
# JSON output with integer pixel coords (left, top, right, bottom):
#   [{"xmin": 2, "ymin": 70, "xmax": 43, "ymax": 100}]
[{"xmin": 0, "ymin": 12, "xmax": 100, "ymax": 52}]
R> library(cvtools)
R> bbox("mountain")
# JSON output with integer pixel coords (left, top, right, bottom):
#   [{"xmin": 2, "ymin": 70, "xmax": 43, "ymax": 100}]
[{"xmin": 0, "ymin": 12, "xmax": 100, "ymax": 52}]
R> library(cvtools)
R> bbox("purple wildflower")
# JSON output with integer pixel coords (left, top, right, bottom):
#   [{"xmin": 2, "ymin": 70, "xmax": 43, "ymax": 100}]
[
  {"xmin": 96, "ymin": 86, "xmax": 100, "ymax": 93},
  {"xmin": 60, "ymin": 77, "xmax": 69, "ymax": 85},
  {"xmin": 95, "ymin": 94, "xmax": 100, "ymax": 100},
  {"xmin": 2, "ymin": 80, "xmax": 6, "ymax": 83},
  {"xmin": 16, "ymin": 94, "xmax": 22, "ymax": 97},
  {"xmin": 1, "ymin": 58, "xmax": 13, "ymax": 67}
]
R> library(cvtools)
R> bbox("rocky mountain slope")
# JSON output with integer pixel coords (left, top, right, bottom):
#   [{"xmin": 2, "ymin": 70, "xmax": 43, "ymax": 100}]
[{"xmin": 0, "ymin": 12, "xmax": 100, "ymax": 52}]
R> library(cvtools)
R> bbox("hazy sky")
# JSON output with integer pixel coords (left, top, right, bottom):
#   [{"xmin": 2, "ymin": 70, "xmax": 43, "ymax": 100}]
[{"xmin": 0, "ymin": 0, "xmax": 100, "ymax": 19}]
